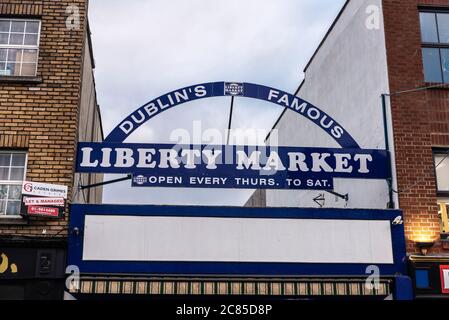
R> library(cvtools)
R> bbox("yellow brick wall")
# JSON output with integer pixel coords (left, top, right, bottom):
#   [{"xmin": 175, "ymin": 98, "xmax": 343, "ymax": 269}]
[{"xmin": 0, "ymin": 0, "xmax": 101, "ymax": 237}]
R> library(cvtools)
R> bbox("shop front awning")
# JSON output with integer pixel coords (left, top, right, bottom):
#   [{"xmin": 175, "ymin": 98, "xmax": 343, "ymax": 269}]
[{"xmin": 69, "ymin": 276, "xmax": 393, "ymax": 298}]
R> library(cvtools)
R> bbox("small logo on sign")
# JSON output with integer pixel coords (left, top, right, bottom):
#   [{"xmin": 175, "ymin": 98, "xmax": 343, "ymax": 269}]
[
  {"xmin": 224, "ymin": 82, "xmax": 244, "ymax": 96},
  {"xmin": 23, "ymin": 183, "xmax": 33, "ymax": 193},
  {"xmin": 134, "ymin": 175, "xmax": 147, "ymax": 185}
]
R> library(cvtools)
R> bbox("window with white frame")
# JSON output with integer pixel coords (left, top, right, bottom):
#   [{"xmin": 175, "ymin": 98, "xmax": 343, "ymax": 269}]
[
  {"xmin": 0, "ymin": 19, "xmax": 40, "ymax": 77},
  {"xmin": 0, "ymin": 152, "xmax": 27, "ymax": 216},
  {"xmin": 435, "ymin": 150, "xmax": 449, "ymax": 194},
  {"xmin": 419, "ymin": 10, "xmax": 449, "ymax": 83},
  {"xmin": 439, "ymin": 201, "xmax": 449, "ymax": 238},
  {"xmin": 434, "ymin": 150, "xmax": 449, "ymax": 239}
]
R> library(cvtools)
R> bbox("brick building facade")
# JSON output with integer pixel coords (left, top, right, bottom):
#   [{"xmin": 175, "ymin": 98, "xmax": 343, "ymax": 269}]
[
  {"xmin": 0, "ymin": 0, "xmax": 102, "ymax": 299},
  {"xmin": 383, "ymin": 0, "xmax": 449, "ymax": 298},
  {"xmin": 383, "ymin": 0, "xmax": 449, "ymax": 254}
]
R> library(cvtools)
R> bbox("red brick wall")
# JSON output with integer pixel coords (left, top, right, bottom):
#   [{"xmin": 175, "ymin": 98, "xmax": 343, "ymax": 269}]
[
  {"xmin": 0, "ymin": 0, "xmax": 89, "ymax": 237},
  {"xmin": 383, "ymin": 0, "xmax": 449, "ymax": 254}
]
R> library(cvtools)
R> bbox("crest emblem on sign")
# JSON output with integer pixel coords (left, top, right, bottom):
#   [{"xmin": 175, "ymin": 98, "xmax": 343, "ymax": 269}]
[
  {"xmin": 224, "ymin": 82, "xmax": 244, "ymax": 96},
  {"xmin": 133, "ymin": 175, "xmax": 148, "ymax": 186}
]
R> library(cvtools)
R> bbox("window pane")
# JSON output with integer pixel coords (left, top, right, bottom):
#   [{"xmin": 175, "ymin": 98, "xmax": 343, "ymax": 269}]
[
  {"xmin": 11, "ymin": 21, "xmax": 25, "ymax": 33},
  {"xmin": 0, "ymin": 185, "xmax": 7, "ymax": 199},
  {"xmin": 442, "ymin": 49, "xmax": 449, "ymax": 83},
  {"xmin": 20, "ymin": 63, "xmax": 36, "ymax": 76},
  {"xmin": 9, "ymin": 33, "xmax": 24, "ymax": 45},
  {"xmin": 420, "ymin": 12, "xmax": 439, "ymax": 43},
  {"xmin": 0, "ymin": 21, "xmax": 10, "ymax": 33},
  {"xmin": 5, "ymin": 63, "xmax": 20, "ymax": 76},
  {"xmin": 422, "ymin": 48, "xmax": 443, "ymax": 82},
  {"xmin": 0, "ymin": 63, "xmax": 6, "ymax": 75},
  {"xmin": 8, "ymin": 185, "xmax": 21, "ymax": 200},
  {"xmin": 435, "ymin": 153, "xmax": 449, "ymax": 192},
  {"xmin": 0, "ymin": 49, "xmax": 6, "ymax": 61},
  {"xmin": 25, "ymin": 21, "xmax": 40, "ymax": 34},
  {"xmin": 0, "ymin": 154, "xmax": 10, "ymax": 166},
  {"xmin": 24, "ymin": 34, "xmax": 38, "ymax": 46},
  {"xmin": 0, "ymin": 167, "xmax": 9, "ymax": 180},
  {"xmin": 9, "ymin": 168, "xmax": 24, "ymax": 181},
  {"xmin": 0, "ymin": 200, "xmax": 5, "ymax": 215},
  {"xmin": 11, "ymin": 153, "xmax": 25, "ymax": 166},
  {"xmin": 22, "ymin": 50, "xmax": 37, "ymax": 63},
  {"xmin": 7, "ymin": 49, "xmax": 22, "ymax": 63},
  {"xmin": 437, "ymin": 13, "xmax": 449, "ymax": 44},
  {"xmin": 0, "ymin": 33, "xmax": 8, "ymax": 45},
  {"xmin": 6, "ymin": 200, "xmax": 20, "ymax": 216}
]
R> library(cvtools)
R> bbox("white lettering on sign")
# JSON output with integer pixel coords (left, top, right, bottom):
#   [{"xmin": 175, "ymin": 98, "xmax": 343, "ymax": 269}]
[
  {"xmin": 354, "ymin": 154, "xmax": 373, "ymax": 173},
  {"xmin": 136, "ymin": 149, "xmax": 156, "ymax": 168},
  {"xmin": 202, "ymin": 150, "xmax": 222, "ymax": 170},
  {"xmin": 119, "ymin": 85, "xmax": 208, "ymax": 135},
  {"xmin": 78, "ymin": 147, "xmax": 375, "ymax": 175},
  {"xmin": 24, "ymin": 197, "xmax": 65, "ymax": 207},
  {"xmin": 236, "ymin": 151, "xmax": 261, "ymax": 170},
  {"xmin": 79, "ymin": 147, "xmax": 98, "ymax": 167},
  {"xmin": 114, "ymin": 148, "xmax": 135, "ymax": 168},
  {"xmin": 22, "ymin": 181, "xmax": 68, "ymax": 199},
  {"xmin": 266, "ymin": 89, "xmax": 346, "ymax": 139}
]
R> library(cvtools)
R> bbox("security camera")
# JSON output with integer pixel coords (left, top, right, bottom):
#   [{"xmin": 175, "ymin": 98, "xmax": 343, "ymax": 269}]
[{"xmin": 392, "ymin": 216, "xmax": 403, "ymax": 225}]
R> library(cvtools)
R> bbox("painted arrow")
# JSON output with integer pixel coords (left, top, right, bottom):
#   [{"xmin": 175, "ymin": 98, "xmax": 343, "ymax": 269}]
[{"xmin": 313, "ymin": 194, "xmax": 325, "ymax": 208}]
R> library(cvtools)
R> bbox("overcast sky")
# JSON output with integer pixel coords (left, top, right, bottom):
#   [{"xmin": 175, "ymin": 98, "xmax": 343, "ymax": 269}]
[{"xmin": 88, "ymin": 0, "xmax": 346, "ymax": 206}]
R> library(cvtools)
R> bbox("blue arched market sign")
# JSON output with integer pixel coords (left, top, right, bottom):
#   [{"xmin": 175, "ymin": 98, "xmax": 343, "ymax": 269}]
[
  {"xmin": 105, "ymin": 82, "xmax": 359, "ymax": 147},
  {"xmin": 76, "ymin": 82, "xmax": 390, "ymax": 190}
]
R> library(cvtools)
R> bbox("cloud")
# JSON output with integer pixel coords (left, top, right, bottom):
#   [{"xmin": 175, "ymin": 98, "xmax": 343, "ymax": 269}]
[{"xmin": 88, "ymin": 0, "xmax": 346, "ymax": 205}]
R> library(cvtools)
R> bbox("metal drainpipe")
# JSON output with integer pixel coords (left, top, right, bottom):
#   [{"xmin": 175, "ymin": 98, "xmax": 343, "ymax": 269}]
[
  {"xmin": 379, "ymin": 84, "xmax": 448, "ymax": 209},
  {"xmin": 381, "ymin": 93, "xmax": 395, "ymax": 209}
]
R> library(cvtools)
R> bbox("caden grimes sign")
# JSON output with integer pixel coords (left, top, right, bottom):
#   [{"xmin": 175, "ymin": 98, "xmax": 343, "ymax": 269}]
[
  {"xmin": 74, "ymin": 82, "xmax": 391, "ymax": 190},
  {"xmin": 22, "ymin": 181, "xmax": 68, "ymax": 198},
  {"xmin": 21, "ymin": 181, "xmax": 67, "ymax": 218}
]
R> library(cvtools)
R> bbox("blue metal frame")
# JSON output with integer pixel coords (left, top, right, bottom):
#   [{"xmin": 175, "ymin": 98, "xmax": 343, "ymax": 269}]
[{"xmin": 68, "ymin": 204, "xmax": 407, "ymax": 277}]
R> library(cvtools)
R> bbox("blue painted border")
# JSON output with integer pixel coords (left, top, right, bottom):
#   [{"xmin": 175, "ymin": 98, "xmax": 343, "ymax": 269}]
[{"xmin": 68, "ymin": 204, "xmax": 407, "ymax": 277}]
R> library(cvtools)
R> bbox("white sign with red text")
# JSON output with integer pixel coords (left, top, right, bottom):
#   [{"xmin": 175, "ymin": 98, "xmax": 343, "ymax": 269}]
[
  {"xmin": 23, "ymin": 197, "xmax": 65, "ymax": 207},
  {"xmin": 441, "ymin": 265, "xmax": 449, "ymax": 294}
]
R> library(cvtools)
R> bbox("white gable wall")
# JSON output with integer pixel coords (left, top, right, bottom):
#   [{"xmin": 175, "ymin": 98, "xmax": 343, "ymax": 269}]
[{"xmin": 266, "ymin": 0, "xmax": 395, "ymax": 209}]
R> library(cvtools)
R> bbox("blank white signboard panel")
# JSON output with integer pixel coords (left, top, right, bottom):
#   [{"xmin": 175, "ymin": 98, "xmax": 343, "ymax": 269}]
[{"xmin": 82, "ymin": 215, "xmax": 394, "ymax": 264}]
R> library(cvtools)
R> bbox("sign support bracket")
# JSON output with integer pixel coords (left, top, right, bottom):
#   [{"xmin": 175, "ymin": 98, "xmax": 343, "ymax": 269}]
[
  {"xmin": 79, "ymin": 174, "xmax": 132, "ymax": 191},
  {"xmin": 325, "ymin": 190, "xmax": 349, "ymax": 201}
]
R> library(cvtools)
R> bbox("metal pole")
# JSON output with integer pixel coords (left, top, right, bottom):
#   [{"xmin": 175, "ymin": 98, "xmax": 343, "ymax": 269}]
[
  {"xmin": 226, "ymin": 96, "xmax": 235, "ymax": 145},
  {"xmin": 382, "ymin": 94, "xmax": 395, "ymax": 209}
]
